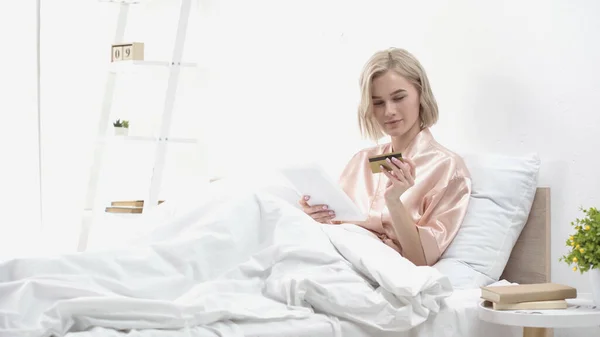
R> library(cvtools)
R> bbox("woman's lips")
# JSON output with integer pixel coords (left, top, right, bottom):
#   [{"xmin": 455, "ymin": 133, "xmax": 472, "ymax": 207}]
[{"xmin": 385, "ymin": 119, "xmax": 402, "ymax": 126}]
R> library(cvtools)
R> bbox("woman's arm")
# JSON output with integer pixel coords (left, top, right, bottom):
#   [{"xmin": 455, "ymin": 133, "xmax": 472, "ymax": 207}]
[
  {"xmin": 382, "ymin": 157, "xmax": 472, "ymax": 266},
  {"xmin": 380, "ymin": 156, "xmax": 427, "ymax": 266},
  {"xmin": 385, "ymin": 197, "xmax": 427, "ymax": 266}
]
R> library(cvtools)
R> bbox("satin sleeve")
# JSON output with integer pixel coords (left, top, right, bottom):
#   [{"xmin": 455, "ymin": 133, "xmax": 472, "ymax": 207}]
[{"xmin": 416, "ymin": 176, "xmax": 471, "ymax": 266}]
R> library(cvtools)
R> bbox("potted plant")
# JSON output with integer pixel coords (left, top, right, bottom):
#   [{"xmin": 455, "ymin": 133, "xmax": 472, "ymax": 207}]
[
  {"xmin": 113, "ymin": 119, "xmax": 129, "ymax": 136},
  {"xmin": 560, "ymin": 207, "xmax": 600, "ymax": 305}
]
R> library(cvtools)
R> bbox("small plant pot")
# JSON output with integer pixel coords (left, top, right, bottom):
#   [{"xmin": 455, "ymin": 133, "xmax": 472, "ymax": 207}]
[{"xmin": 114, "ymin": 127, "xmax": 129, "ymax": 136}]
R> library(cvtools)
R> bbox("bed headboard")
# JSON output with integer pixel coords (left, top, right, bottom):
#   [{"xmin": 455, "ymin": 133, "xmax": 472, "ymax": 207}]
[{"xmin": 500, "ymin": 187, "xmax": 551, "ymax": 284}]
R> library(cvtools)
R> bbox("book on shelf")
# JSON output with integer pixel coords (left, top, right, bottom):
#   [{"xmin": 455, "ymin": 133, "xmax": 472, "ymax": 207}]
[
  {"xmin": 105, "ymin": 199, "xmax": 166, "ymax": 214},
  {"xmin": 105, "ymin": 206, "xmax": 142, "ymax": 214},
  {"xmin": 111, "ymin": 200, "xmax": 165, "ymax": 207},
  {"xmin": 481, "ymin": 283, "xmax": 577, "ymax": 304},
  {"xmin": 483, "ymin": 299, "xmax": 568, "ymax": 311}
]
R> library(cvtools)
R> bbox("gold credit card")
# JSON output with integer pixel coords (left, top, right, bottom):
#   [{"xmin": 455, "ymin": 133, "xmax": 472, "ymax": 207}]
[{"xmin": 368, "ymin": 151, "xmax": 403, "ymax": 173}]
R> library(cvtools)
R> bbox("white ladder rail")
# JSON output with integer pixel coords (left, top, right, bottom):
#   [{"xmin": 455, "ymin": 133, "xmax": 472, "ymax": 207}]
[
  {"xmin": 78, "ymin": 0, "xmax": 197, "ymax": 251},
  {"xmin": 143, "ymin": 0, "xmax": 192, "ymax": 213},
  {"xmin": 78, "ymin": 3, "xmax": 130, "ymax": 252}
]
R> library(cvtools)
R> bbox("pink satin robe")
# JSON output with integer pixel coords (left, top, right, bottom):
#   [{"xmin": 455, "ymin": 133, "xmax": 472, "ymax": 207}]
[{"xmin": 339, "ymin": 128, "xmax": 471, "ymax": 266}]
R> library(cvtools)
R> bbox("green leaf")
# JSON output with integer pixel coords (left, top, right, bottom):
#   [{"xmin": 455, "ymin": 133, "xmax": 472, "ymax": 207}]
[{"xmin": 561, "ymin": 206, "xmax": 600, "ymax": 271}]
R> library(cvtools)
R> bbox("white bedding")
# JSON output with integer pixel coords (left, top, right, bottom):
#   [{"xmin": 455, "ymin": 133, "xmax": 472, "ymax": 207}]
[
  {"xmin": 61, "ymin": 286, "xmax": 522, "ymax": 337},
  {"xmin": 232, "ymin": 283, "xmax": 522, "ymax": 337},
  {"xmin": 343, "ymin": 283, "xmax": 522, "ymax": 337},
  {"xmin": 0, "ymin": 186, "xmax": 452, "ymax": 337}
]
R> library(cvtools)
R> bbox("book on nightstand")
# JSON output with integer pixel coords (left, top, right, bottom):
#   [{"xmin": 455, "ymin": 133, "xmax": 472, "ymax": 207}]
[
  {"xmin": 483, "ymin": 299, "xmax": 568, "ymax": 310},
  {"xmin": 481, "ymin": 283, "xmax": 577, "ymax": 311}
]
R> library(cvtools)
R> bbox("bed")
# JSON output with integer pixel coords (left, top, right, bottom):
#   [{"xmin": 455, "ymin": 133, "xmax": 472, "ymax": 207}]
[
  {"xmin": 55, "ymin": 187, "xmax": 550, "ymax": 337},
  {"xmin": 0, "ymin": 154, "xmax": 547, "ymax": 337}
]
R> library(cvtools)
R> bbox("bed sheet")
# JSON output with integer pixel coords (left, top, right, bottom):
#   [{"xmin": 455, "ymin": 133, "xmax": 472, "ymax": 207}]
[
  {"xmin": 64, "ymin": 315, "xmax": 341, "ymax": 337},
  {"xmin": 241, "ymin": 284, "xmax": 523, "ymax": 337},
  {"xmin": 64, "ymin": 285, "xmax": 523, "ymax": 337},
  {"xmin": 239, "ymin": 284, "xmax": 523, "ymax": 337},
  {"xmin": 238, "ymin": 281, "xmax": 523, "ymax": 337}
]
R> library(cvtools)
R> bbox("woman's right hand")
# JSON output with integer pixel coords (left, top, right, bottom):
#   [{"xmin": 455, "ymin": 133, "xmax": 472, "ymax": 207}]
[{"xmin": 298, "ymin": 195, "xmax": 336, "ymax": 223}]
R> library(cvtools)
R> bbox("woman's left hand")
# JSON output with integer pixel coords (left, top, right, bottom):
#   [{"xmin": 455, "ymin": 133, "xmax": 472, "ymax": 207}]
[{"xmin": 381, "ymin": 157, "xmax": 416, "ymax": 201}]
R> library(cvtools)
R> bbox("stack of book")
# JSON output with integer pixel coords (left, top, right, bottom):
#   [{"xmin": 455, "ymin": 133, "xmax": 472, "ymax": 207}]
[
  {"xmin": 481, "ymin": 283, "xmax": 577, "ymax": 310},
  {"xmin": 105, "ymin": 200, "xmax": 165, "ymax": 214}
]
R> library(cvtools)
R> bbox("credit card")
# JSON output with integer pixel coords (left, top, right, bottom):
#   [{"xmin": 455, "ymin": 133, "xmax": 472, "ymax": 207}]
[{"xmin": 368, "ymin": 152, "xmax": 403, "ymax": 173}]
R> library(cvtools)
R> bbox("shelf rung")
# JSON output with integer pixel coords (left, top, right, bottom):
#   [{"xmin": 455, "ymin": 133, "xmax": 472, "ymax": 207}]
[
  {"xmin": 109, "ymin": 60, "xmax": 197, "ymax": 73},
  {"xmin": 100, "ymin": 136, "xmax": 197, "ymax": 143},
  {"xmin": 99, "ymin": 136, "xmax": 154, "ymax": 144},
  {"xmin": 98, "ymin": 0, "xmax": 144, "ymax": 4},
  {"xmin": 165, "ymin": 137, "xmax": 197, "ymax": 144}
]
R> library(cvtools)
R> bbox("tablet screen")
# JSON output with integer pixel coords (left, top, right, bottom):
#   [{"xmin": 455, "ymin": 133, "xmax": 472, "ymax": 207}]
[{"xmin": 279, "ymin": 163, "xmax": 367, "ymax": 222}]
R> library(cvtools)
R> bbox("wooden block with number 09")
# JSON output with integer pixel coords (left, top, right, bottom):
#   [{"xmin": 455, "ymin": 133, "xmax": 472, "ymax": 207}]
[{"xmin": 111, "ymin": 42, "xmax": 144, "ymax": 62}]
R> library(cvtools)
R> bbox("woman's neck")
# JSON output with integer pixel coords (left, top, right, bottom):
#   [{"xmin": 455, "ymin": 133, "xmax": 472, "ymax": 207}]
[{"xmin": 391, "ymin": 123, "xmax": 422, "ymax": 153}]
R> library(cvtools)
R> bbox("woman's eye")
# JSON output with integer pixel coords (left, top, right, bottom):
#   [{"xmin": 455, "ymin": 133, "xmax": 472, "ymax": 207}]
[
  {"xmin": 373, "ymin": 101, "xmax": 384, "ymax": 106},
  {"xmin": 393, "ymin": 96, "xmax": 405, "ymax": 101}
]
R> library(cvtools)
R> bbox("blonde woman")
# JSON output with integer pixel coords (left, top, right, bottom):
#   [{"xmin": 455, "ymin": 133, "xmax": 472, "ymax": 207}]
[{"xmin": 299, "ymin": 48, "xmax": 471, "ymax": 267}]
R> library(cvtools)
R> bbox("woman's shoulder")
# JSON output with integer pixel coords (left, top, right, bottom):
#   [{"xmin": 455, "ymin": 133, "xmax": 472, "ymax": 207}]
[{"xmin": 428, "ymin": 139, "xmax": 471, "ymax": 180}]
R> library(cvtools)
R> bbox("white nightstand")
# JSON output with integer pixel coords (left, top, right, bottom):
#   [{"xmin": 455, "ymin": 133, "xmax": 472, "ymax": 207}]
[{"xmin": 478, "ymin": 295, "xmax": 600, "ymax": 337}]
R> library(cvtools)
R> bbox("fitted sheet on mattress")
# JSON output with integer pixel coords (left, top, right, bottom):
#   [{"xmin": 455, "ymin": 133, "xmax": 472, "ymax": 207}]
[
  {"xmin": 236, "ymin": 281, "xmax": 523, "ymax": 337},
  {"xmin": 64, "ymin": 285, "xmax": 522, "ymax": 337}
]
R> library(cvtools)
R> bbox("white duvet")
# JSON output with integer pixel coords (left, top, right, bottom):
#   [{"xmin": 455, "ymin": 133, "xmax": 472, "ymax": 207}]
[{"xmin": 0, "ymin": 183, "xmax": 452, "ymax": 337}]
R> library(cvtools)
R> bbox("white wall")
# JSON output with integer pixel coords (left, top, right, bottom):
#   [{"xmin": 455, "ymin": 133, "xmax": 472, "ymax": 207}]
[
  {"xmin": 192, "ymin": 0, "xmax": 600, "ymax": 300},
  {"xmin": 39, "ymin": 0, "xmax": 116, "ymax": 252},
  {"xmin": 0, "ymin": 1, "xmax": 41, "ymax": 256}
]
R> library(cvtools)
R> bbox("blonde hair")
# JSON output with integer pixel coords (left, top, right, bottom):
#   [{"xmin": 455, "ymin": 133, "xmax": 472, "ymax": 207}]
[{"xmin": 357, "ymin": 48, "xmax": 439, "ymax": 141}]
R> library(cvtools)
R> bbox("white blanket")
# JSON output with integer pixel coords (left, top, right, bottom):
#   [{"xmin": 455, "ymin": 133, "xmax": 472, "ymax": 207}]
[{"xmin": 0, "ymin": 185, "xmax": 452, "ymax": 337}]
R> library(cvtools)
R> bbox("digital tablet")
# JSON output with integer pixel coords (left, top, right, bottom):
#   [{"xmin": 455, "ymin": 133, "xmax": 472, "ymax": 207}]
[{"xmin": 279, "ymin": 163, "xmax": 367, "ymax": 222}]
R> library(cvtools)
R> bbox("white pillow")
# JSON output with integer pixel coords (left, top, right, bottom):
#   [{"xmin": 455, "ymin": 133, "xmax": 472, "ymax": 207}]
[
  {"xmin": 436, "ymin": 153, "xmax": 540, "ymax": 286},
  {"xmin": 432, "ymin": 258, "xmax": 495, "ymax": 290}
]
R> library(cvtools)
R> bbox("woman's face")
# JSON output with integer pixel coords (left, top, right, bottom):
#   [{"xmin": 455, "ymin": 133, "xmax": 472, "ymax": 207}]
[{"xmin": 371, "ymin": 70, "xmax": 421, "ymax": 138}]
